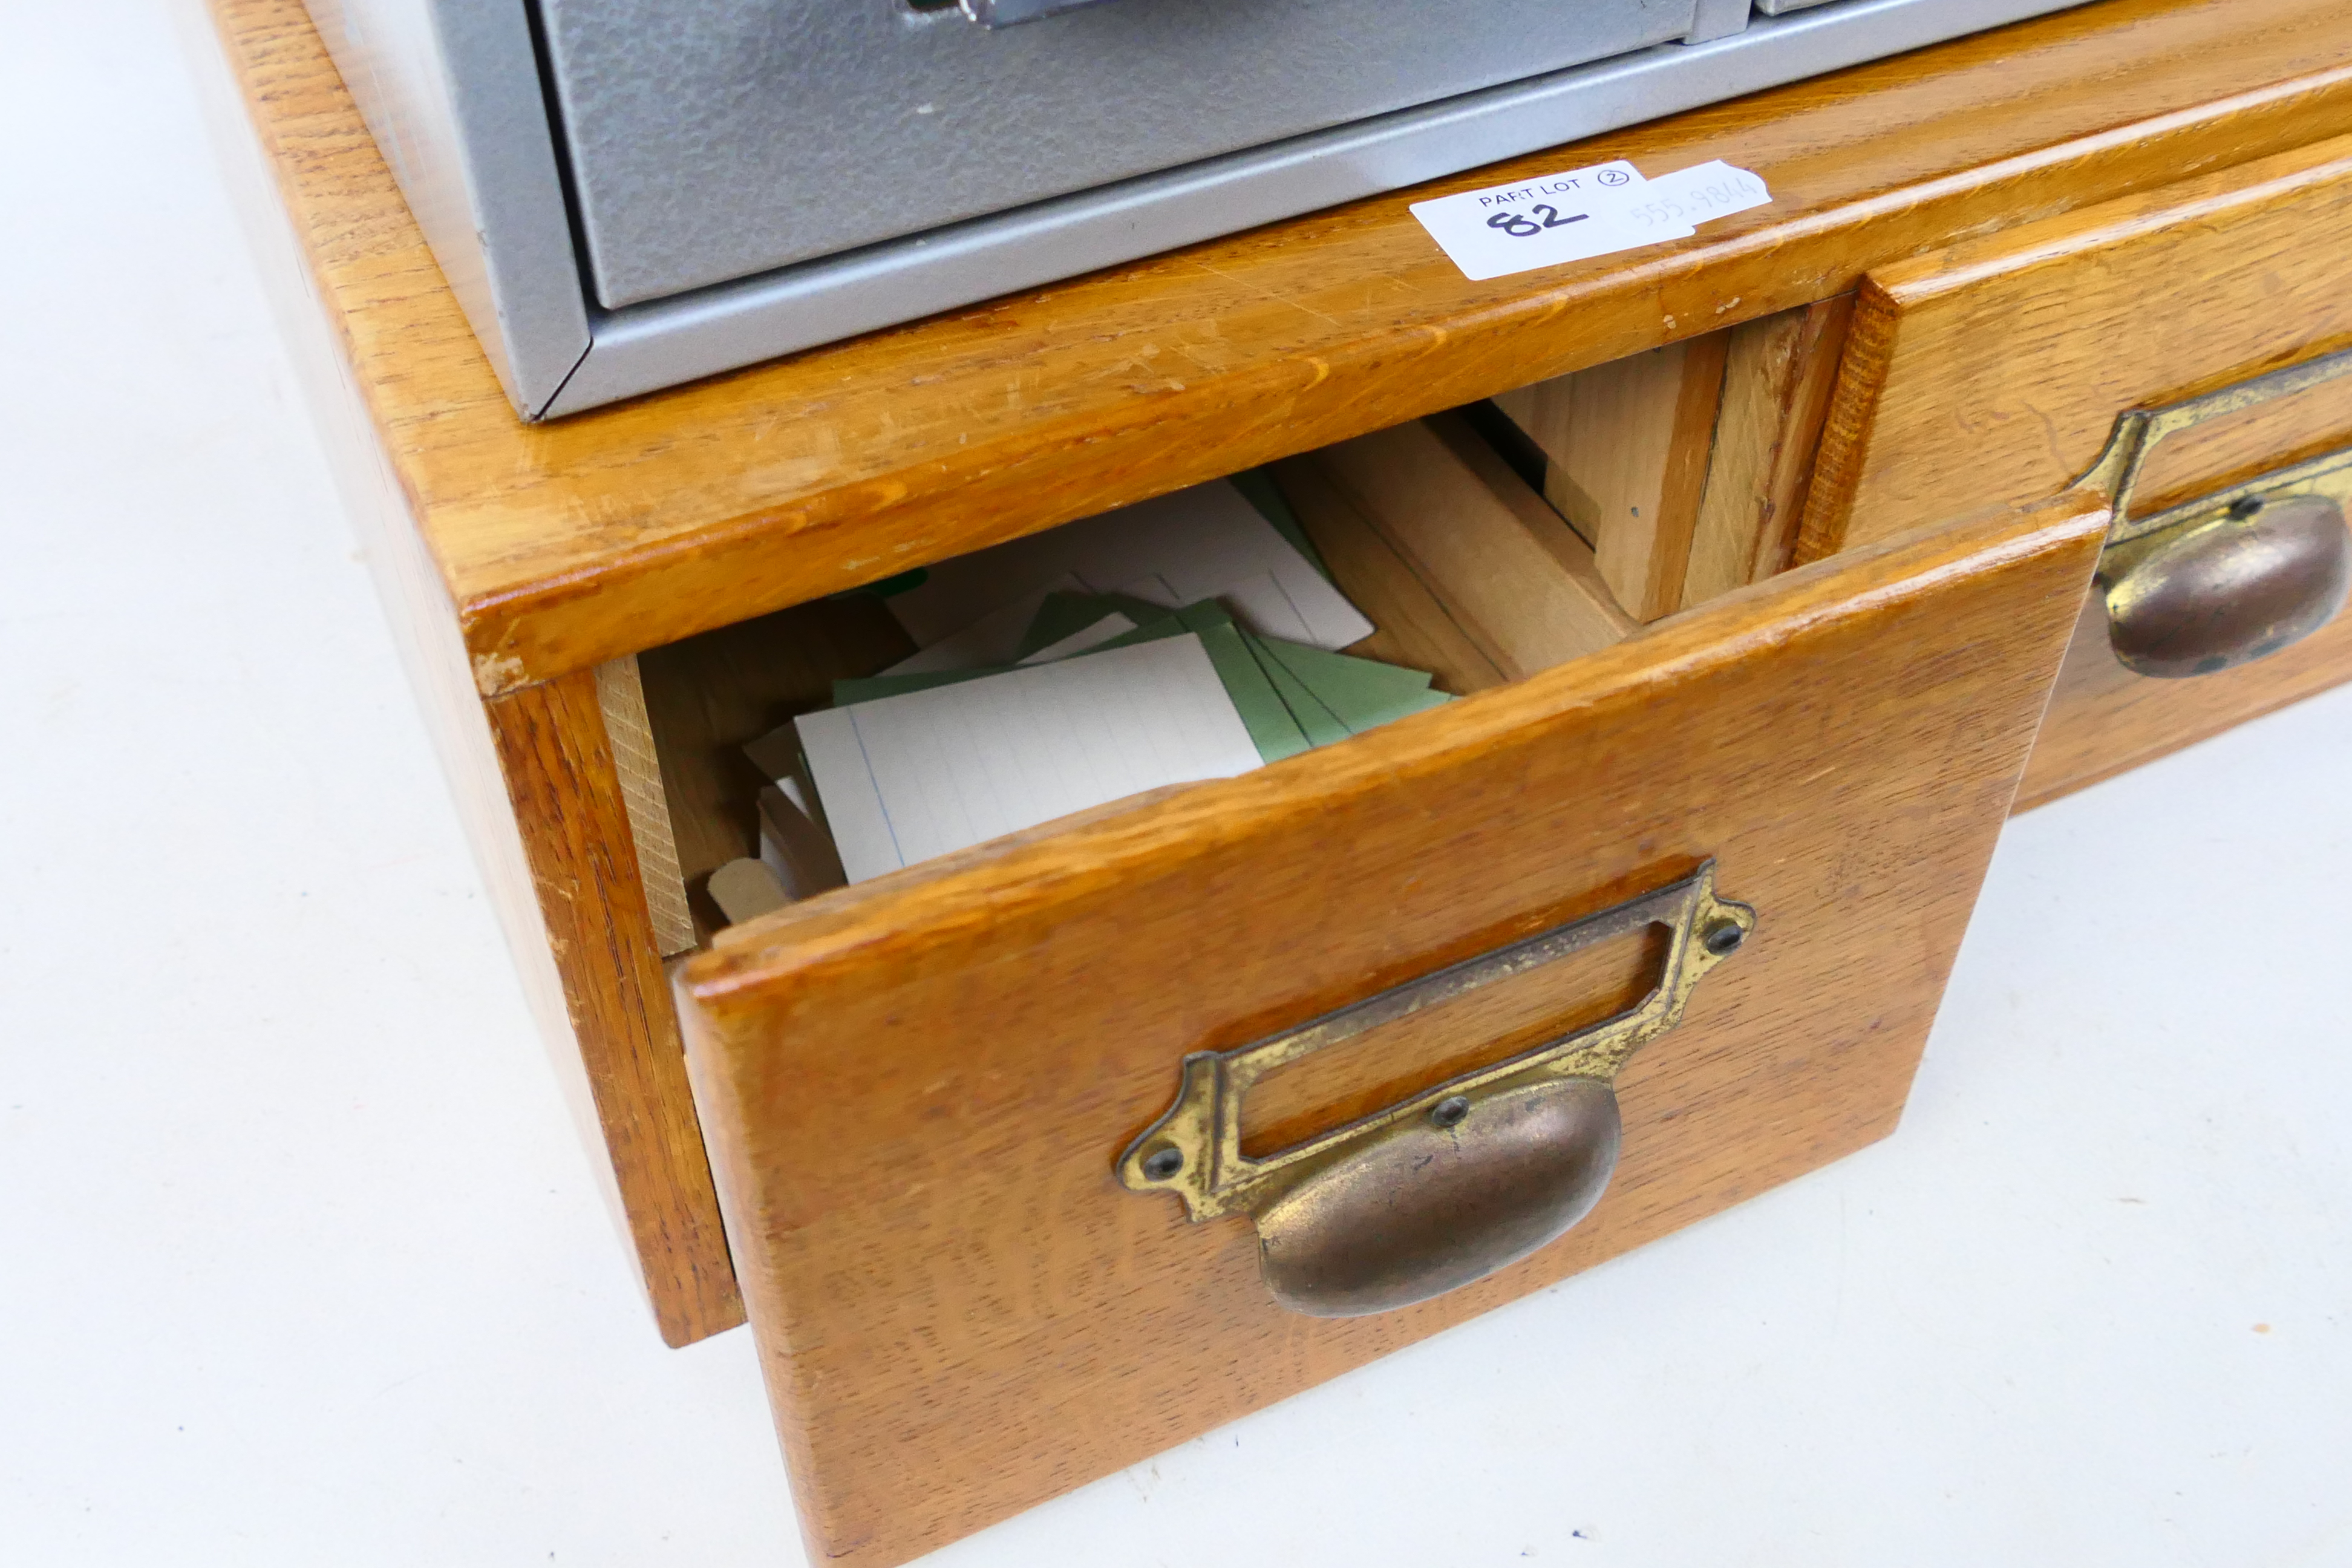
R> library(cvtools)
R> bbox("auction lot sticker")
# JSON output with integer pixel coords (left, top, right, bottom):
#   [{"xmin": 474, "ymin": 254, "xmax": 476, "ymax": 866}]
[{"xmin": 1411, "ymin": 160, "xmax": 1772, "ymax": 281}]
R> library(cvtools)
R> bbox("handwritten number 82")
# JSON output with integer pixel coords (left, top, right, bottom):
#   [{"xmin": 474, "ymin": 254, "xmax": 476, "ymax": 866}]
[{"xmin": 1485, "ymin": 203, "xmax": 1587, "ymax": 238}]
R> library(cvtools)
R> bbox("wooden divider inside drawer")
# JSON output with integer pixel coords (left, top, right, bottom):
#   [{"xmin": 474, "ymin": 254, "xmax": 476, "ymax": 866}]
[
  {"xmin": 627, "ymin": 599, "xmax": 914, "ymax": 949},
  {"xmin": 1279, "ymin": 413, "xmax": 1636, "ymax": 683},
  {"xmin": 1493, "ymin": 299, "xmax": 1851, "ymax": 621},
  {"xmin": 675, "ymin": 492, "xmax": 2107, "ymax": 1568}
]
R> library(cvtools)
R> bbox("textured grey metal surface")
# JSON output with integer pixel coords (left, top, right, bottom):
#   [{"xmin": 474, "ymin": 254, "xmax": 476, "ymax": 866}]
[
  {"xmin": 537, "ymin": 0, "xmax": 1723, "ymax": 310},
  {"xmin": 301, "ymin": 0, "xmax": 589, "ymax": 411},
  {"xmin": 543, "ymin": 0, "xmax": 2094, "ymax": 417}
]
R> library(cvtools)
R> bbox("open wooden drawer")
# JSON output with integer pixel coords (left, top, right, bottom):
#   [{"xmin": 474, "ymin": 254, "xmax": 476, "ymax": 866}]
[{"xmin": 659, "ymin": 421, "xmax": 2106, "ymax": 1562}]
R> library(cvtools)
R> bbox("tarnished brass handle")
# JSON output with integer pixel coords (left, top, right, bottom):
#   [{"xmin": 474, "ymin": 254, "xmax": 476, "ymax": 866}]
[
  {"xmin": 2079, "ymin": 348, "xmax": 2352, "ymax": 678},
  {"xmin": 2100, "ymin": 489, "xmax": 2351, "ymax": 678},
  {"xmin": 1117, "ymin": 863, "xmax": 1754, "ymax": 1318}
]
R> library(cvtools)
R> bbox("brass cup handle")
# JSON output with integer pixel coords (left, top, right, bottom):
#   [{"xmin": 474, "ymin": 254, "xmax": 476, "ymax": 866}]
[
  {"xmin": 1117, "ymin": 863, "xmax": 1754, "ymax": 1318},
  {"xmin": 2099, "ymin": 492, "xmax": 2351, "ymax": 678},
  {"xmin": 2080, "ymin": 348, "xmax": 2352, "ymax": 678}
]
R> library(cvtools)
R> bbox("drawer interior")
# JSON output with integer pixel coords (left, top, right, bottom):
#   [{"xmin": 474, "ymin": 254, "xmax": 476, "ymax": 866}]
[{"xmin": 615, "ymin": 298, "xmax": 1852, "ymax": 955}]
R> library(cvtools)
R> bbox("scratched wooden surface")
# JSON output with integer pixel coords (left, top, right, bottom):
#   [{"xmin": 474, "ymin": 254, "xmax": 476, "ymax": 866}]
[
  {"xmin": 1683, "ymin": 298, "xmax": 1855, "ymax": 607},
  {"xmin": 678, "ymin": 495, "xmax": 2109, "ymax": 1568},
  {"xmin": 1788, "ymin": 126, "xmax": 2352, "ymax": 799},
  {"xmin": 213, "ymin": 0, "xmax": 2352, "ymax": 693},
  {"xmin": 184, "ymin": 0, "xmax": 746, "ymax": 1348},
  {"xmin": 1799, "ymin": 133, "xmax": 2352, "ymax": 558}
]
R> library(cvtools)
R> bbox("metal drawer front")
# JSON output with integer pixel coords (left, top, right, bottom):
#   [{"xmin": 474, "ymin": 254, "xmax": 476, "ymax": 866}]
[{"xmin": 539, "ymin": 0, "xmax": 1713, "ymax": 305}]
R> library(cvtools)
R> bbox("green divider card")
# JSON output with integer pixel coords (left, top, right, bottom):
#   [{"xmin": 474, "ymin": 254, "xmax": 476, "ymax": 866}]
[
  {"xmin": 1229, "ymin": 469, "xmax": 1334, "ymax": 583},
  {"xmin": 1013, "ymin": 590, "xmax": 1170, "ymax": 661},
  {"xmin": 1073, "ymin": 609, "xmax": 1185, "ymax": 654},
  {"xmin": 1179, "ymin": 604, "xmax": 1310, "ymax": 764},
  {"xmin": 1239, "ymin": 632, "xmax": 1351, "ymax": 748},
  {"xmin": 1384, "ymin": 687, "xmax": 1454, "ymax": 723},
  {"xmin": 1255, "ymin": 636, "xmax": 1451, "ymax": 733}
]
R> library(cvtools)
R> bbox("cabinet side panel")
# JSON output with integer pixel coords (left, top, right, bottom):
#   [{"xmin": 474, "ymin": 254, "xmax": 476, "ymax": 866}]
[
  {"xmin": 485, "ymin": 677, "xmax": 743, "ymax": 1345},
  {"xmin": 181, "ymin": 0, "xmax": 741, "ymax": 1345}
]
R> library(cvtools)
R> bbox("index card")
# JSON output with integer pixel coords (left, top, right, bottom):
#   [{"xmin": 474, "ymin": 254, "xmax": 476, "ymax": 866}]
[
  {"xmin": 795, "ymin": 632, "xmax": 1262, "ymax": 884},
  {"xmin": 1014, "ymin": 612, "xmax": 1138, "ymax": 665},
  {"xmin": 880, "ymin": 575, "xmax": 1083, "ymax": 676},
  {"xmin": 883, "ymin": 479, "xmax": 1373, "ymax": 655}
]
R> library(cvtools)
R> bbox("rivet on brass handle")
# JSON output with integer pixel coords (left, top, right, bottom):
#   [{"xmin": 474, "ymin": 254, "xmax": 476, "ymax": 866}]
[
  {"xmin": 2077, "ymin": 347, "xmax": 2352, "ymax": 678},
  {"xmin": 1117, "ymin": 863, "xmax": 1755, "ymax": 1318}
]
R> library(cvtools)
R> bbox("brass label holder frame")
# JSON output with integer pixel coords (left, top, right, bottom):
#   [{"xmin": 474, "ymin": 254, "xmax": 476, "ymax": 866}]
[{"xmin": 1118, "ymin": 862, "xmax": 1754, "ymax": 1316}]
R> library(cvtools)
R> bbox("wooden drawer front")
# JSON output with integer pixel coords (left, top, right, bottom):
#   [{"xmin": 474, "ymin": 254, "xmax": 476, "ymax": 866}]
[
  {"xmin": 1801, "ymin": 135, "xmax": 2352, "ymax": 555},
  {"xmin": 2020, "ymin": 582, "xmax": 2352, "ymax": 808},
  {"xmin": 1798, "ymin": 135, "xmax": 2352, "ymax": 806},
  {"xmin": 674, "ymin": 495, "xmax": 2103, "ymax": 1567}
]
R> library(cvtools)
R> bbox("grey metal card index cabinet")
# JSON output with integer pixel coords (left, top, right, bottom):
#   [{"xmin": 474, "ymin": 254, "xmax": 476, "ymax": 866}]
[{"xmin": 308, "ymin": 0, "xmax": 2091, "ymax": 419}]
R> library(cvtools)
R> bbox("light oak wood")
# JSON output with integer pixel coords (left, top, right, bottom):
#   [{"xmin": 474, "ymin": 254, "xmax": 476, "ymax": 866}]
[
  {"xmin": 483, "ymin": 675, "xmax": 743, "ymax": 1343},
  {"xmin": 636, "ymin": 601, "xmax": 913, "ymax": 946},
  {"xmin": 678, "ymin": 494, "xmax": 2109, "ymax": 1568},
  {"xmin": 708, "ymin": 859, "xmax": 791, "ymax": 927},
  {"xmin": 212, "ymin": 0, "xmax": 2352, "ymax": 693},
  {"xmin": 204, "ymin": 0, "xmax": 2352, "ymax": 1374},
  {"xmin": 2016, "ymin": 586, "xmax": 2352, "ymax": 811},
  {"xmin": 1310, "ymin": 414, "xmax": 1638, "ymax": 676},
  {"xmin": 1497, "ymin": 332, "xmax": 1732, "ymax": 619},
  {"xmin": 181, "ymin": 3, "xmax": 741, "ymax": 1347},
  {"xmin": 596, "ymin": 657, "xmax": 697, "ymax": 957},
  {"xmin": 1267, "ymin": 459, "xmax": 1508, "ymax": 696},
  {"xmin": 1682, "ymin": 297, "xmax": 1854, "ymax": 608},
  {"xmin": 1800, "ymin": 134, "xmax": 2352, "ymax": 559},
  {"xmin": 1498, "ymin": 296, "xmax": 1854, "ymax": 617}
]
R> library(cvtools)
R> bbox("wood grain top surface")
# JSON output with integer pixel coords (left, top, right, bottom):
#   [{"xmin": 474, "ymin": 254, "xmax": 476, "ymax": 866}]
[{"xmin": 212, "ymin": 0, "xmax": 2352, "ymax": 692}]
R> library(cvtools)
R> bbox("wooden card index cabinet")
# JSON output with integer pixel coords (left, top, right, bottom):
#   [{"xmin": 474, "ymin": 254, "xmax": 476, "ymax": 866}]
[{"xmin": 194, "ymin": 0, "xmax": 2352, "ymax": 1560}]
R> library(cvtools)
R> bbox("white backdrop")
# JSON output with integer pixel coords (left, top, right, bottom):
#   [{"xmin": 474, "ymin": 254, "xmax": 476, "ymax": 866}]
[{"xmin": 4, "ymin": 5, "xmax": 2348, "ymax": 1564}]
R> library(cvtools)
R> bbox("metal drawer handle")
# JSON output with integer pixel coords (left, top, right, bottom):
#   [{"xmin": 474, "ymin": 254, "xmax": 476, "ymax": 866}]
[
  {"xmin": 2078, "ymin": 347, "xmax": 2352, "ymax": 678},
  {"xmin": 1117, "ymin": 863, "xmax": 1754, "ymax": 1318}
]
